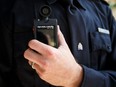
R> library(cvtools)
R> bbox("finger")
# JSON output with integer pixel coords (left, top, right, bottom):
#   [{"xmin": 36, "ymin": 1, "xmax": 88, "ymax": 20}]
[
  {"xmin": 28, "ymin": 61, "xmax": 45, "ymax": 76},
  {"xmin": 28, "ymin": 61, "xmax": 35, "ymax": 69},
  {"xmin": 24, "ymin": 48, "xmax": 46, "ymax": 66},
  {"xmin": 28, "ymin": 40, "xmax": 57, "ymax": 56},
  {"xmin": 33, "ymin": 63, "xmax": 45, "ymax": 76}
]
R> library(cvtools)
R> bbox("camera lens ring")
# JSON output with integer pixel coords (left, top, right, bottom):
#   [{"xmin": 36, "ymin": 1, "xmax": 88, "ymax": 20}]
[{"xmin": 40, "ymin": 5, "xmax": 52, "ymax": 18}]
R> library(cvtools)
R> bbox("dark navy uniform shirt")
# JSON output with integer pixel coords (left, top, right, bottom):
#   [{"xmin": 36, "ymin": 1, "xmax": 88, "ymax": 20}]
[{"xmin": 0, "ymin": 0, "xmax": 116, "ymax": 87}]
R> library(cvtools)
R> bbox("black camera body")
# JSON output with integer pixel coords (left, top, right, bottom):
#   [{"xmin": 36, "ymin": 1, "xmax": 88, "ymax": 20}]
[{"xmin": 34, "ymin": 5, "xmax": 58, "ymax": 48}]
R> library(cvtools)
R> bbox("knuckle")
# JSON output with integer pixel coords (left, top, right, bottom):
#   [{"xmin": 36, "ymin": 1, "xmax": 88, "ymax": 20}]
[
  {"xmin": 40, "ymin": 61, "xmax": 48, "ymax": 71},
  {"xmin": 43, "ymin": 62, "xmax": 49, "ymax": 70},
  {"xmin": 45, "ymin": 49, "xmax": 56, "ymax": 58}
]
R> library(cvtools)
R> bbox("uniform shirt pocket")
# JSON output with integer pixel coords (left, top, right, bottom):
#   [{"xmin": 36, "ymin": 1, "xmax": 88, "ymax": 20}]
[{"xmin": 90, "ymin": 32, "xmax": 112, "ymax": 53}]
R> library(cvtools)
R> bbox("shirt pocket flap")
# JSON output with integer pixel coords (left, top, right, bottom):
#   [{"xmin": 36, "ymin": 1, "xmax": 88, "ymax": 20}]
[{"xmin": 90, "ymin": 32, "xmax": 112, "ymax": 52}]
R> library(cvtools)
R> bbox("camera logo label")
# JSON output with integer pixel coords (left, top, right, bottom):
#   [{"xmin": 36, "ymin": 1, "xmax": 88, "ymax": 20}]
[{"xmin": 37, "ymin": 26, "xmax": 54, "ymax": 29}]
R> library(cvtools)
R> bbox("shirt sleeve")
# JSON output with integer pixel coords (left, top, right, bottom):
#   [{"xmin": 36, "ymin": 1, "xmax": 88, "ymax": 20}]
[
  {"xmin": 81, "ymin": 65, "xmax": 116, "ymax": 87},
  {"xmin": 81, "ymin": 6, "xmax": 116, "ymax": 87}
]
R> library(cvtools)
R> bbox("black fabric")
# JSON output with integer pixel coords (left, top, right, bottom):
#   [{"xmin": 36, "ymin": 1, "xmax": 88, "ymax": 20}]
[{"xmin": 0, "ymin": 0, "xmax": 116, "ymax": 87}]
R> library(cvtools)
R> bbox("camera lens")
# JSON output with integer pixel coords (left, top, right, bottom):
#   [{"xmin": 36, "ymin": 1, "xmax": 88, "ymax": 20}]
[{"xmin": 40, "ymin": 5, "xmax": 52, "ymax": 18}]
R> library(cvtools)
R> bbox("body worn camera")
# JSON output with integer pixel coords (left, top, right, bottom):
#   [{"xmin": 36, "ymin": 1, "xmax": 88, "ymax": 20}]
[{"xmin": 34, "ymin": 5, "xmax": 58, "ymax": 48}]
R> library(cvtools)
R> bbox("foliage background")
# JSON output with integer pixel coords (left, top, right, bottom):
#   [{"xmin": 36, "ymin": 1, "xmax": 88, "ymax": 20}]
[{"xmin": 106, "ymin": 0, "xmax": 116, "ymax": 18}]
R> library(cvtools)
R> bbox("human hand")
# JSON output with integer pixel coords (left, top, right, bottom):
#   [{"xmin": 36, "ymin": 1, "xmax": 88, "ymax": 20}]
[{"xmin": 24, "ymin": 26, "xmax": 83, "ymax": 87}]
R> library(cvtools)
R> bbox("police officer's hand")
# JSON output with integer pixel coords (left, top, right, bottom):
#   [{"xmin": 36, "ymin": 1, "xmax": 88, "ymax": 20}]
[{"xmin": 24, "ymin": 26, "xmax": 83, "ymax": 87}]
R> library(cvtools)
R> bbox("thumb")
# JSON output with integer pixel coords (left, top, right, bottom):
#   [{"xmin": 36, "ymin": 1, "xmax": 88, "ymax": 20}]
[{"xmin": 57, "ymin": 26, "xmax": 68, "ymax": 47}]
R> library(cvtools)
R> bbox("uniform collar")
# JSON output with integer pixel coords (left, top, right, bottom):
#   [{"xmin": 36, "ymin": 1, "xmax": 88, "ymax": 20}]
[
  {"xmin": 47, "ymin": 0, "xmax": 86, "ymax": 10},
  {"xmin": 77, "ymin": 0, "xmax": 86, "ymax": 10},
  {"xmin": 58, "ymin": 0, "xmax": 86, "ymax": 10}
]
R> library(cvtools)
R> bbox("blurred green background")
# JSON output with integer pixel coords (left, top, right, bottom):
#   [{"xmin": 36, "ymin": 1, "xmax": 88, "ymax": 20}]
[{"xmin": 106, "ymin": 0, "xmax": 116, "ymax": 18}]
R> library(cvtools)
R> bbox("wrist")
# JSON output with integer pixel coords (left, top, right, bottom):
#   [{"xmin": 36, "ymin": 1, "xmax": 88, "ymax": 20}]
[{"xmin": 65, "ymin": 64, "xmax": 83, "ymax": 87}]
